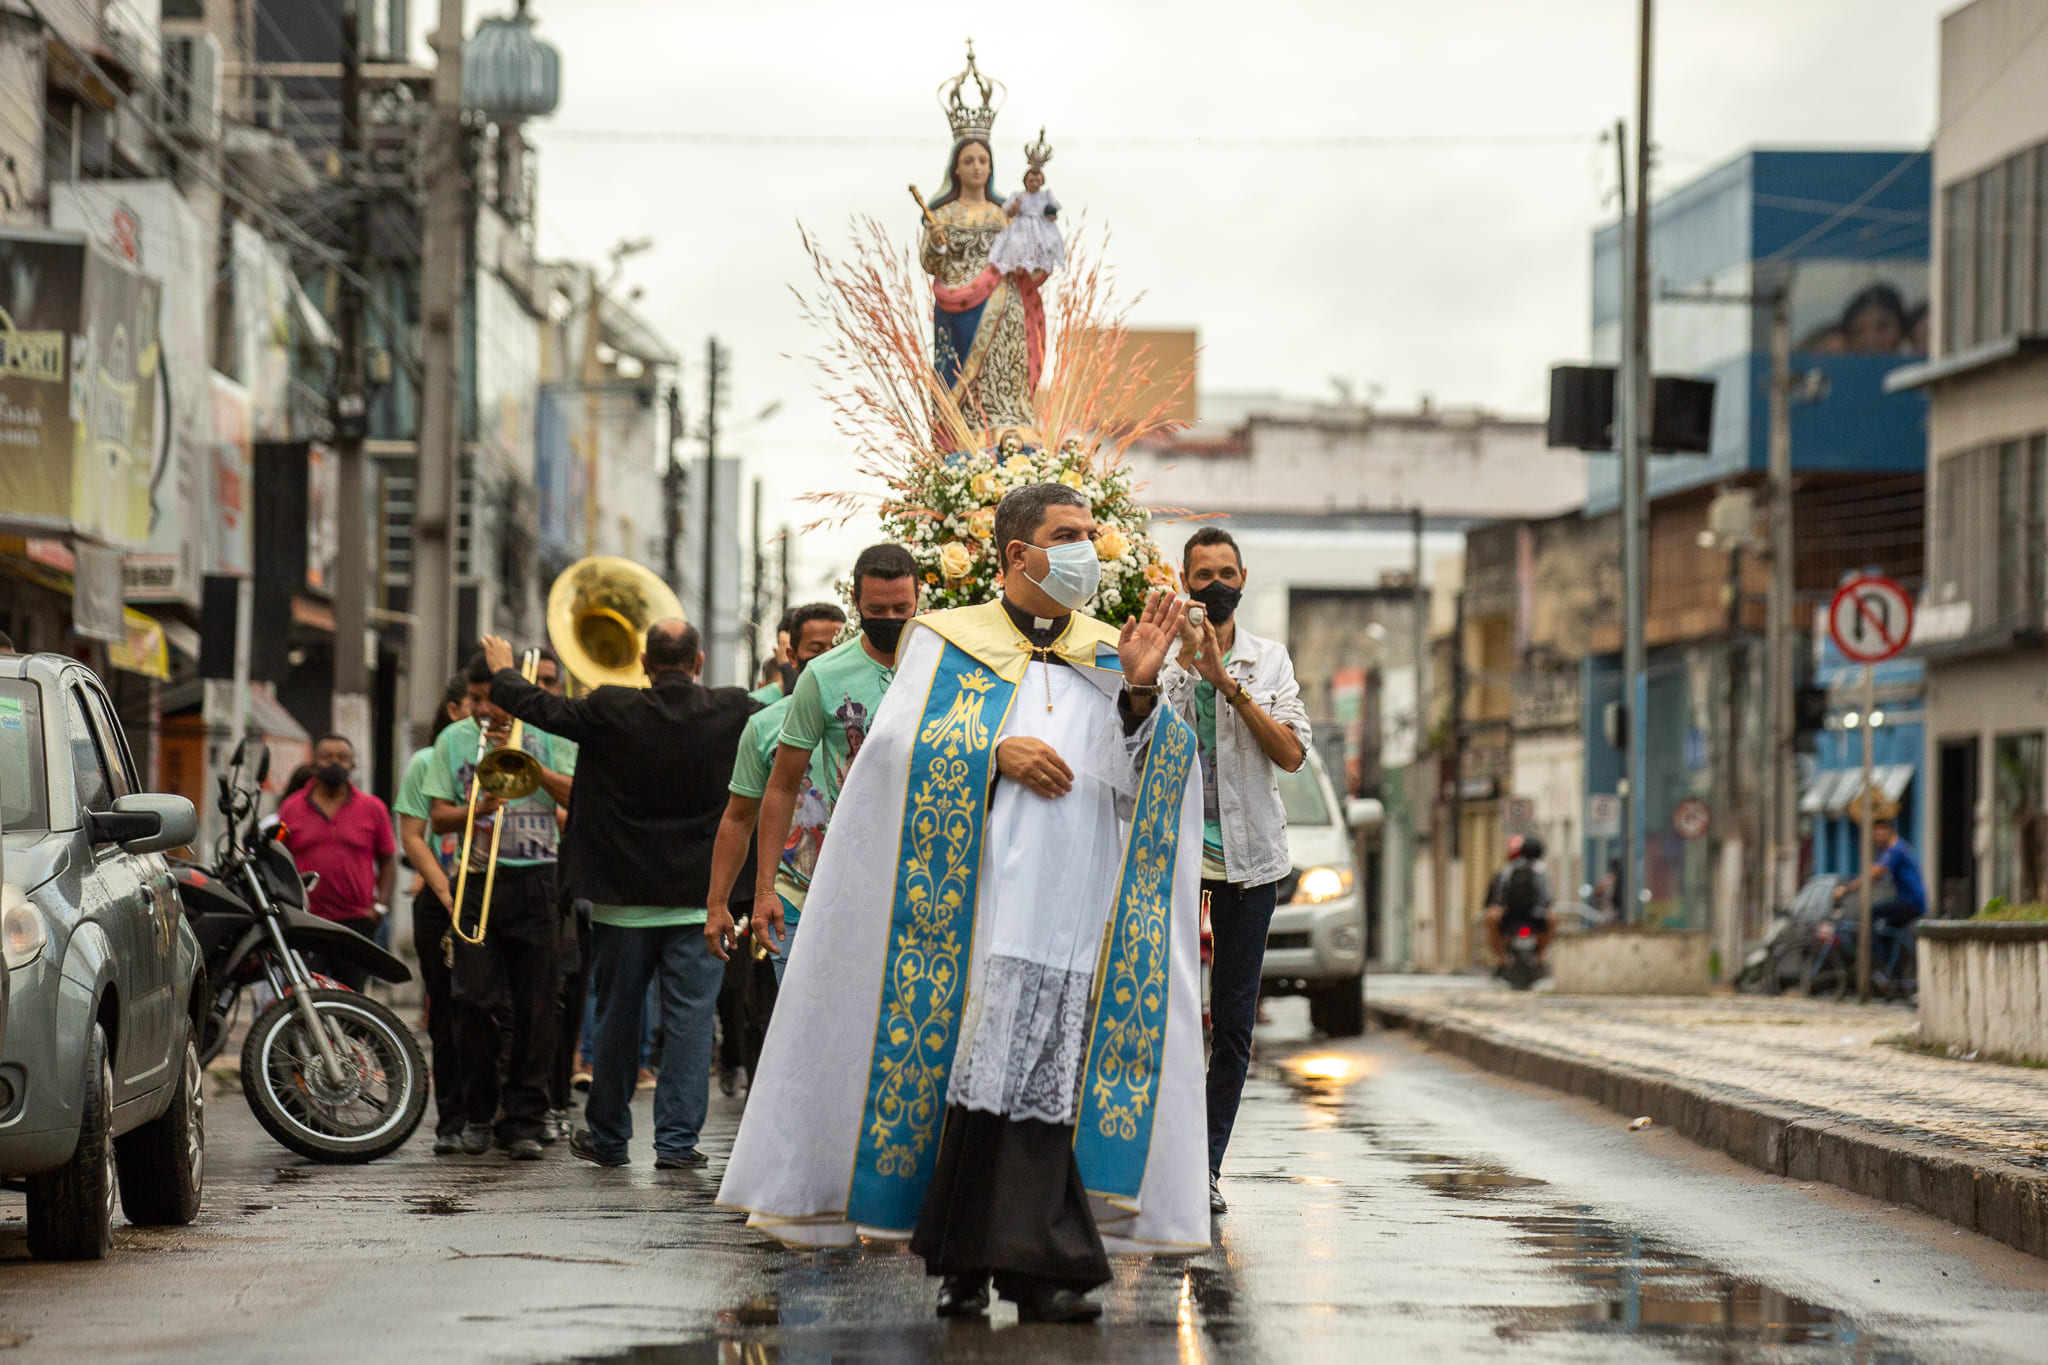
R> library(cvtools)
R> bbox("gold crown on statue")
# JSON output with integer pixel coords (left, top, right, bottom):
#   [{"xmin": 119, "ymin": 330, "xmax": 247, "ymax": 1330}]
[
  {"xmin": 1024, "ymin": 127, "xmax": 1053, "ymax": 172},
  {"xmin": 937, "ymin": 39, "xmax": 1004, "ymax": 143}
]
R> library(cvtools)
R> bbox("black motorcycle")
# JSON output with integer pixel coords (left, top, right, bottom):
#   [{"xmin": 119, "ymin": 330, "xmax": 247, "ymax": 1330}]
[{"xmin": 172, "ymin": 740, "xmax": 428, "ymax": 1163}]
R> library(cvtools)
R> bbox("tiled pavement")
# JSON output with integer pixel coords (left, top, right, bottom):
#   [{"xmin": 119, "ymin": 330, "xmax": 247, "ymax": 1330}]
[{"xmin": 1370, "ymin": 991, "xmax": 2048, "ymax": 1172}]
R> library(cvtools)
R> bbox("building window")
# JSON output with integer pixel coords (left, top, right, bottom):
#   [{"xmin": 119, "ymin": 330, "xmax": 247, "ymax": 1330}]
[
  {"xmin": 2005, "ymin": 152, "xmax": 2032, "ymax": 335},
  {"xmin": 1933, "ymin": 435, "xmax": 2048, "ymax": 633},
  {"xmin": 1977, "ymin": 161, "xmax": 2004, "ymax": 342},
  {"xmin": 1944, "ymin": 178, "xmax": 1975, "ymax": 352},
  {"xmin": 1991, "ymin": 731, "xmax": 2046, "ymax": 905}
]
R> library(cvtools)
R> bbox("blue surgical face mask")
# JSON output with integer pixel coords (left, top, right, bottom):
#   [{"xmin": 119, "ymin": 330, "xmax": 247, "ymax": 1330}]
[{"xmin": 1028, "ymin": 539, "xmax": 1102, "ymax": 612}]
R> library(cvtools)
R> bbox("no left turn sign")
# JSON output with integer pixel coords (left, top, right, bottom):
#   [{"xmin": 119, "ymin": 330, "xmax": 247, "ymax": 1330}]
[{"xmin": 1827, "ymin": 575, "xmax": 1913, "ymax": 664}]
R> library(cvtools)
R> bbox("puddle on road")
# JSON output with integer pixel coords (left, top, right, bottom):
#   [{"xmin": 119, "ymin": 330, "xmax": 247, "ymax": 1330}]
[
  {"xmin": 1261, "ymin": 1046, "xmax": 1902, "ymax": 1358},
  {"xmin": 1493, "ymin": 1211, "xmax": 1860, "ymax": 1348}
]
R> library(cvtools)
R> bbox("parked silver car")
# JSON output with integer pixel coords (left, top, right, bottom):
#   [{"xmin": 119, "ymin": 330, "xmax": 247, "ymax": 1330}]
[
  {"xmin": 1258, "ymin": 748, "xmax": 1379, "ymax": 1036},
  {"xmin": 0, "ymin": 653, "xmax": 205, "ymax": 1259}
]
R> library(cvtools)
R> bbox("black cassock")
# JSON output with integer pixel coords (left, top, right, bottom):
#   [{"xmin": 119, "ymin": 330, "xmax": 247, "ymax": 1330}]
[{"xmin": 909, "ymin": 1105, "xmax": 1111, "ymax": 1296}]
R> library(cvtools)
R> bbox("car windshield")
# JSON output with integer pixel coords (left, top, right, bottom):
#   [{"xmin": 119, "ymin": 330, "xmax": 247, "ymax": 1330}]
[
  {"xmin": 1277, "ymin": 761, "xmax": 1332, "ymax": 826},
  {"xmin": 0, "ymin": 679, "xmax": 49, "ymax": 832}
]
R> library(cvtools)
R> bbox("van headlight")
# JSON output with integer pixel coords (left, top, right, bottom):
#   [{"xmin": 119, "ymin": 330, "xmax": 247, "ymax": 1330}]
[
  {"xmin": 1, "ymin": 884, "xmax": 46, "ymax": 969},
  {"xmin": 1294, "ymin": 866, "xmax": 1353, "ymax": 904}
]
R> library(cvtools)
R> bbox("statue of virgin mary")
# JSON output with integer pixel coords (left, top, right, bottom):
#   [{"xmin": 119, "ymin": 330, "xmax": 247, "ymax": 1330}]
[{"xmin": 920, "ymin": 44, "xmax": 1043, "ymax": 438}]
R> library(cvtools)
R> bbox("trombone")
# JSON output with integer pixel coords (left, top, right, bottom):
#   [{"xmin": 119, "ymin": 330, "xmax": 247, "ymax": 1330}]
[{"xmin": 449, "ymin": 648, "xmax": 547, "ymax": 946}]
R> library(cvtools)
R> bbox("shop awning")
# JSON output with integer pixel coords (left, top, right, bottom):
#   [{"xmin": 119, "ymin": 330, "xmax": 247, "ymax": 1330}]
[
  {"xmin": 1803, "ymin": 764, "xmax": 1914, "ymax": 816},
  {"xmin": 107, "ymin": 609, "xmax": 169, "ymax": 680}
]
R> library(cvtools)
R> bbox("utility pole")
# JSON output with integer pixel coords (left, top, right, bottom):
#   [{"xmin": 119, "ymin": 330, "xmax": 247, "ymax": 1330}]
[
  {"xmin": 331, "ymin": 0, "xmax": 372, "ymax": 775},
  {"xmin": 580, "ymin": 270, "xmax": 604, "ymax": 555},
  {"xmin": 701, "ymin": 337, "xmax": 725, "ymax": 683},
  {"xmin": 662, "ymin": 382, "xmax": 684, "ymax": 592},
  {"xmin": 1620, "ymin": 2, "xmax": 1656, "ymax": 925},
  {"xmin": 776, "ymin": 522, "xmax": 791, "ymax": 626},
  {"xmin": 1766, "ymin": 284, "xmax": 1796, "ymax": 918},
  {"xmin": 748, "ymin": 476, "xmax": 765, "ymax": 681},
  {"xmin": 408, "ymin": 0, "xmax": 467, "ymax": 746}
]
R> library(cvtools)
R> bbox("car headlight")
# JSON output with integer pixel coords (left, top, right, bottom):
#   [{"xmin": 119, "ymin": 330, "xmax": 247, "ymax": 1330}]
[
  {"xmin": 1294, "ymin": 866, "xmax": 1354, "ymax": 904},
  {"xmin": 1, "ymin": 884, "xmax": 46, "ymax": 969}
]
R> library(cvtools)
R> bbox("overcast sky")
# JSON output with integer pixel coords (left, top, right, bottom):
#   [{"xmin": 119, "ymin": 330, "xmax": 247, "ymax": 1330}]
[{"xmin": 436, "ymin": 0, "xmax": 1954, "ymax": 599}]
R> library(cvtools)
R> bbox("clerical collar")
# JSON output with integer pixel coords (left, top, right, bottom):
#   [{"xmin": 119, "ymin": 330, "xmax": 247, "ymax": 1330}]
[{"xmin": 1001, "ymin": 597, "xmax": 1069, "ymax": 650}]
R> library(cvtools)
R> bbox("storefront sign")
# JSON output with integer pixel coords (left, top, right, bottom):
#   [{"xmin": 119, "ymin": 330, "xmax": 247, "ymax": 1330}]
[
  {"xmin": 209, "ymin": 374, "xmax": 253, "ymax": 576},
  {"xmin": 0, "ymin": 229, "xmax": 162, "ymax": 549}
]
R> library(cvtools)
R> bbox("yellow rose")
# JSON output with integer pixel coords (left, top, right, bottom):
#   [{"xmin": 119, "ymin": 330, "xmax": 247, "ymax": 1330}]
[
  {"xmin": 970, "ymin": 470, "xmax": 1005, "ymax": 502},
  {"xmin": 967, "ymin": 506, "xmax": 997, "ymax": 541},
  {"xmin": 1058, "ymin": 468, "xmax": 1085, "ymax": 489},
  {"xmin": 1095, "ymin": 527, "xmax": 1129, "ymax": 562},
  {"xmin": 1003, "ymin": 453, "xmax": 1034, "ymax": 479},
  {"xmin": 938, "ymin": 541, "xmax": 975, "ymax": 580}
]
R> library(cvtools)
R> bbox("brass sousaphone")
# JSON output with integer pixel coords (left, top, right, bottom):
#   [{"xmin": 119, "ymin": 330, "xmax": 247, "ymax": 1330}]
[{"xmin": 546, "ymin": 555, "xmax": 687, "ymax": 689}]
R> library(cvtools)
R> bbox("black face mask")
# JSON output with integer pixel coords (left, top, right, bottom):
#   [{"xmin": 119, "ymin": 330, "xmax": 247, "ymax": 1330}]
[
  {"xmin": 861, "ymin": 616, "xmax": 908, "ymax": 654},
  {"xmin": 317, "ymin": 763, "xmax": 351, "ymax": 790},
  {"xmin": 1189, "ymin": 581, "xmax": 1243, "ymax": 625},
  {"xmin": 778, "ymin": 661, "xmax": 800, "ymax": 693}
]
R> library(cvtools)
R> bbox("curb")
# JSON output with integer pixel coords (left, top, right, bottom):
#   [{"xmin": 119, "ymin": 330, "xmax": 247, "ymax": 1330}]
[{"xmin": 1368, "ymin": 999, "xmax": 2048, "ymax": 1261}]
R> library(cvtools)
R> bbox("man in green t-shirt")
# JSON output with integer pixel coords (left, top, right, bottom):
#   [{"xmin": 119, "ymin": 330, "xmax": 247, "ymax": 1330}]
[
  {"xmin": 706, "ymin": 601, "xmax": 849, "ymax": 1004},
  {"xmin": 422, "ymin": 651, "xmax": 576, "ymax": 1160},
  {"xmin": 734, "ymin": 547, "xmax": 920, "ymax": 961},
  {"xmin": 705, "ymin": 601, "xmax": 847, "ymax": 1095},
  {"xmin": 394, "ymin": 673, "xmax": 473, "ymax": 1154}
]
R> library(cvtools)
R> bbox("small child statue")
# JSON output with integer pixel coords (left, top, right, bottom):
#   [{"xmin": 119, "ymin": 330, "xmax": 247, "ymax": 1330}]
[{"xmin": 988, "ymin": 128, "xmax": 1064, "ymax": 280}]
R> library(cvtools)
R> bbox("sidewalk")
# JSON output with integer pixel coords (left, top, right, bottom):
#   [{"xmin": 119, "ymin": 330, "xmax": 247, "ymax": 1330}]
[{"xmin": 1368, "ymin": 989, "xmax": 2048, "ymax": 1260}]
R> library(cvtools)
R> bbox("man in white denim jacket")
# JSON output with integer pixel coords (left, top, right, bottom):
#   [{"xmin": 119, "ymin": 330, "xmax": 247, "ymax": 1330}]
[{"xmin": 1161, "ymin": 528, "xmax": 1312, "ymax": 1216}]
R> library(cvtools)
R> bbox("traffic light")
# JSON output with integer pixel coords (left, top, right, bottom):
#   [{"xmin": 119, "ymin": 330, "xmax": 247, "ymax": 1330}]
[{"xmin": 1794, "ymin": 685, "xmax": 1827, "ymax": 753}]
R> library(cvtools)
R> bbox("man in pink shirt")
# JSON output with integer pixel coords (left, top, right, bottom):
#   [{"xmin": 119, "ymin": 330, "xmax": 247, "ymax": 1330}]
[{"xmin": 279, "ymin": 733, "xmax": 398, "ymax": 991}]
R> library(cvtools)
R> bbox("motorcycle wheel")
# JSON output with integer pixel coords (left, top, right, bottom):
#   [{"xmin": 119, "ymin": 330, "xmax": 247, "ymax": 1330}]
[{"xmin": 241, "ymin": 990, "xmax": 427, "ymax": 1164}]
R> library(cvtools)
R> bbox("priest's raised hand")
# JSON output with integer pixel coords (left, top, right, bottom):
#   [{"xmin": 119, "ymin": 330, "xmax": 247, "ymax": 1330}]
[{"xmin": 1118, "ymin": 587, "xmax": 1190, "ymax": 692}]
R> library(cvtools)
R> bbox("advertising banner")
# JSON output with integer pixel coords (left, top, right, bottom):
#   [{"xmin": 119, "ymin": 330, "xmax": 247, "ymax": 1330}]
[
  {"xmin": 209, "ymin": 374, "xmax": 253, "ymax": 576},
  {"xmin": 0, "ymin": 228, "xmax": 162, "ymax": 550},
  {"xmin": 54, "ymin": 182, "xmax": 214, "ymax": 605}
]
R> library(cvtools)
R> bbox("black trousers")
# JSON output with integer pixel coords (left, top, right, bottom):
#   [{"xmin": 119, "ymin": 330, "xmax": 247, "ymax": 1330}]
[
  {"xmin": 449, "ymin": 861, "xmax": 562, "ymax": 1145},
  {"xmin": 716, "ymin": 913, "xmax": 776, "ymax": 1077},
  {"xmin": 549, "ymin": 905, "xmax": 592, "ymax": 1110},
  {"xmin": 411, "ymin": 889, "xmax": 464, "ymax": 1139},
  {"xmin": 1204, "ymin": 877, "xmax": 1280, "ymax": 1175},
  {"xmin": 910, "ymin": 1105, "xmax": 1111, "ymax": 1297}
]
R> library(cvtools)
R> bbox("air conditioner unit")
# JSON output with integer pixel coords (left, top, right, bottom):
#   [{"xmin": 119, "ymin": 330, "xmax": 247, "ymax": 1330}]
[{"xmin": 160, "ymin": 32, "xmax": 222, "ymax": 142}]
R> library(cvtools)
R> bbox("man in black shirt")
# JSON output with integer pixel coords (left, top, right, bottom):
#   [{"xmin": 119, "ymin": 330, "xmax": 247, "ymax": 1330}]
[{"xmin": 481, "ymin": 622, "xmax": 758, "ymax": 1168}]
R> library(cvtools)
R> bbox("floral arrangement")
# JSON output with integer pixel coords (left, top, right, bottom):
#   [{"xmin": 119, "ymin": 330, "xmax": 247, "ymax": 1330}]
[
  {"xmin": 796, "ymin": 219, "xmax": 1194, "ymax": 625},
  {"xmin": 884, "ymin": 437, "xmax": 1179, "ymax": 620}
]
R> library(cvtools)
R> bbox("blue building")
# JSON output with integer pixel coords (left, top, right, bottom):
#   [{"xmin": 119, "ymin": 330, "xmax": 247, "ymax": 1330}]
[{"xmin": 1576, "ymin": 149, "xmax": 1931, "ymax": 931}]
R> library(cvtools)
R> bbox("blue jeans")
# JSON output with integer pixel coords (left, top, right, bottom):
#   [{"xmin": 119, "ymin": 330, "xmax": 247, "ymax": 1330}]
[
  {"xmin": 584, "ymin": 921, "xmax": 723, "ymax": 1160},
  {"xmin": 771, "ymin": 920, "xmax": 797, "ymax": 985},
  {"xmin": 581, "ymin": 978, "xmax": 659, "ymax": 1069},
  {"xmin": 1204, "ymin": 877, "xmax": 1281, "ymax": 1176}
]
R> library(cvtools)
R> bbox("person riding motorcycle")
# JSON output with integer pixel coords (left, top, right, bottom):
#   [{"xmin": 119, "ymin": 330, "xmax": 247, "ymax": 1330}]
[{"xmin": 1484, "ymin": 834, "xmax": 1554, "ymax": 970}]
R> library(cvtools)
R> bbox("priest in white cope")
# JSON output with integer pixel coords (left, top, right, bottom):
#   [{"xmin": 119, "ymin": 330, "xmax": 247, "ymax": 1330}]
[{"xmin": 716, "ymin": 482, "xmax": 1208, "ymax": 1325}]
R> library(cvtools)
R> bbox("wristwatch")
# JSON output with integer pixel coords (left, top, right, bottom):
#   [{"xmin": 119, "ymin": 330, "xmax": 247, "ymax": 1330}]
[
  {"xmin": 1125, "ymin": 682, "xmax": 1163, "ymax": 698},
  {"xmin": 1227, "ymin": 685, "xmax": 1253, "ymax": 708}
]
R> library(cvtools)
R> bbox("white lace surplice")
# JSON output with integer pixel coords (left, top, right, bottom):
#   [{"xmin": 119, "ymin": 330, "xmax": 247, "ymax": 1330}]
[{"xmin": 946, "ymin": 657, "xmax": 1129, "ymax": 1124}]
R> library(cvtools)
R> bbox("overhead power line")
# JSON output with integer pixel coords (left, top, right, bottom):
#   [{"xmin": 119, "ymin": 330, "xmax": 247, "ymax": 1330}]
[{"xmin": 530, "ymin": 128, "xmax": 1603, "ymax": 151}]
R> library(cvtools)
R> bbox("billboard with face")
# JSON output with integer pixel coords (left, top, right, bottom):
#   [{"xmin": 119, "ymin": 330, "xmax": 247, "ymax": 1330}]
[{"xmin": 0, "ymin": 229, "xmax": 162, "ymax": 549}]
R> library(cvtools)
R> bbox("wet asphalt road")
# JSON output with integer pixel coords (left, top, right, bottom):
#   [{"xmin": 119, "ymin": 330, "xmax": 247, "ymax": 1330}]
[{"xmin": 0, "ymin": 992, "xmax": 2042, "ymax": 1364}]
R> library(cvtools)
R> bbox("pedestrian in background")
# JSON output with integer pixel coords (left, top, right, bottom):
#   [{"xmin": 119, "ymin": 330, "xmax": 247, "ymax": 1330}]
[
  {"xmin": 424, "ymin": 650, "xmax": 577, "ymax": 1161},
  {"xmin": 480, "ymin": 624, "xmax": 757, "ymax": 1169},
  {"xmin": 1160, "ymin": 527, "xmax": 1311, "ymax": 1216},
  {"xmin": 533, "ymin": 644, "xmax": 592, "ymax": 1145},
  {"xmin": 395, "ymin": 674, "xmax": 473, "ymax": 1155},
  {"xmin": 278, "ymin": 734, "xmax": 399, "ymax": 993}
]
